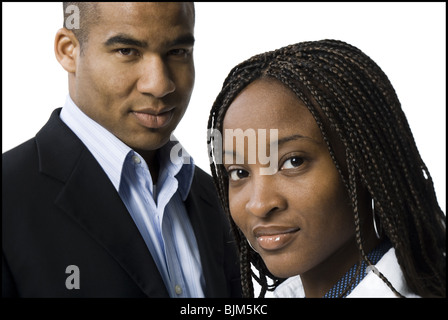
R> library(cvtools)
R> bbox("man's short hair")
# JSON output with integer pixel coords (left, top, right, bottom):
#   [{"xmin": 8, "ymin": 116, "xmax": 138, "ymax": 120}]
[
  {"xmin": 62, "ymin": 2, "xmax": 195, "ymax": 54},
  {"xmin": 62, "ymin": 2, "xmax": 99, "ymax": 53}
]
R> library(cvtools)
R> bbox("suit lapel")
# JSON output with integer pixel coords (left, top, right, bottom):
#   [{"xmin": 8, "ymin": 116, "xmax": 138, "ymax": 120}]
[{"xmin": 36, "ymin": 109, "xmax": 169, "ymax": 297}]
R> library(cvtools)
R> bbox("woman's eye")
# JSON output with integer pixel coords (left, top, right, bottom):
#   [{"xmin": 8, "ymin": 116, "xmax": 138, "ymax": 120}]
[
  {"xmin": 281, "ymin": 157, "xmax": 304, "ymax": 170},
  {"xmin": 228, "ymin": 169, "xmax": 250, "ymax": 181}
]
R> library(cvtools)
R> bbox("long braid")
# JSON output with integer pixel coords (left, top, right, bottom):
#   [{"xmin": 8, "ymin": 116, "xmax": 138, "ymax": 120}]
[
  {"xmin": 270, "ymin": 50, "xmax": 406, "ymax": 297},
  {"xmin": 207, "ymin": 39, "xmax": 446, "ymax": 298},
  {"xmin": 239, "ymin": 233, "xmax": 254, "ymax": 298}
]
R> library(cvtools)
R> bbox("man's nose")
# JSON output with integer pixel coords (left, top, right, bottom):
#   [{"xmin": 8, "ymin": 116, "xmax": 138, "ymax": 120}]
[
  {"xmin": 137, "ymin": 55, "xmax": 176, "ymax": 98},
  {"xmin": 245, "ymin": 176, "xmax": 287, "ymax": 218}
]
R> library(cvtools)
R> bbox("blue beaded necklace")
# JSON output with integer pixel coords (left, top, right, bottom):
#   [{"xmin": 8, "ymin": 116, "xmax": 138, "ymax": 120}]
[{"xmin": 322, "ymin": 240, "xmax": 391, "ymax": 298}]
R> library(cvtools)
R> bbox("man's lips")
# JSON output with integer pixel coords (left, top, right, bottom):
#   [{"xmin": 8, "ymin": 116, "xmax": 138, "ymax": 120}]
[
  {"xmin": 252, "ymin": 226, "xmax": 300, "ymax": 251},
  {"xmin": 131, "ymin": 107, "xmax": 175, "ymax": 129}
]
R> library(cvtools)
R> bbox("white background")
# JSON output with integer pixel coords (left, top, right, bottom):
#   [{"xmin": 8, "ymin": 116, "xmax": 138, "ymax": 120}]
[{"xmin": 2, "ymin": 2, "xmax": 446, "ymax": 211}]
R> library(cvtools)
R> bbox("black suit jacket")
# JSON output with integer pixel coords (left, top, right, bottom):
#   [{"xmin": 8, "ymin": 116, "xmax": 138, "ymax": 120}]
[{"xmin": 2, "ymin": 109, "xmax": 241, "ymax": 298}]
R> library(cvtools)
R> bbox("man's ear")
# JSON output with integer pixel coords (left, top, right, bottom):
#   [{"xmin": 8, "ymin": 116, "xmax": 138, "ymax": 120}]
[{"xmin": 54, "ymin": 28, "xmax": 80, "ymax": 73}]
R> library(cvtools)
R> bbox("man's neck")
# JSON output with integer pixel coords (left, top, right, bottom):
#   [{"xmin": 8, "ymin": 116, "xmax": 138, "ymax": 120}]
[{"xmin": 136, "ymin": 149, "xmax": 160, "ymax": 184}]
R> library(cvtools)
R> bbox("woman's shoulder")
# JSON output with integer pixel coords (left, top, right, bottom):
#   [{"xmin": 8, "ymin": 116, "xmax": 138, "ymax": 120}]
[
  {"xmin": 348, "ymin": 248, "xmax": 420, "ymax": 298},
  {"xmin": 272, "ymin": 275, "xmax": 304, "ymax": 298},
  {"xmin": 272, "ymin": 248, "xmax": 420, "ymax": 298}
]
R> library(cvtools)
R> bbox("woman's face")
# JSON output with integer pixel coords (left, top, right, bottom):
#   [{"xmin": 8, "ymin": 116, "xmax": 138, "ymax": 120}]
[{"xmin": 223, "ymin": 79, "xmax": 358, "ymax": 279}]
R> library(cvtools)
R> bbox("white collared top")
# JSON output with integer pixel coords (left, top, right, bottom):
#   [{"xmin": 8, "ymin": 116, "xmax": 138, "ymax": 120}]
[{"xmin": 273, "ymin": 248, "xmax": 420, "ymax": 298}]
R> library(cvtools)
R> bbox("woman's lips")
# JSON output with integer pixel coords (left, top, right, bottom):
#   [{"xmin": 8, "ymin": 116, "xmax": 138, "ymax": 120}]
[
  {"xmin": 253, "ymin": 226, "xmax": 300, "ymax": 251},
  {"xmin": 132, "ymin": 109, "xmax": 174, "ymax": 129}
]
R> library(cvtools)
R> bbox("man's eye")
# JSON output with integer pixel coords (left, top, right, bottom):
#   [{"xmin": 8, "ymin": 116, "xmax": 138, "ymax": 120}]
[
  {"xmin": 228, "ymin": 169, "xmax": 250, "ymax": 181},
  {"xmin": 168, "ymin": 48, "xmax": 190, "ymax": 57},
  {"xmin": 281, "ymin": 157, "xmax": 304, "ymax": 170},
  {"xmin": 117, "ymin": 48, "xmax": 138, "ymax": 56}
]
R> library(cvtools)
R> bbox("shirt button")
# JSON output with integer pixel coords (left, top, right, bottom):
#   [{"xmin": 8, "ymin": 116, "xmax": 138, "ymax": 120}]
[
  {"xmin": 132, "ymin": 155, "xmax": 141, "ymax": 164},
  {"xmin": 175, "ymin": 285, "xmax": 183, "ymax": 295}
]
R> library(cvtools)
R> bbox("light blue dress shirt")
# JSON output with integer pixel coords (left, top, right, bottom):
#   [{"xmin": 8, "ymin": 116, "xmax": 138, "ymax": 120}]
[{"xmin": 60, "ymin": 95, "xmax": 205, "ymax": 297}]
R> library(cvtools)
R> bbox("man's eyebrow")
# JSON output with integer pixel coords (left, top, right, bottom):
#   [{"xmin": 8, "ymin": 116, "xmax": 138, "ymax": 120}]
[
  {"xmin": 168, "ymin": 34, "xmax": 195, "ymax": 47},
  {"xmin": 103, "ymin": 34, "xmax": 148, "ymax": 48},
  {"xmin": 103, "ymin": 33, "xmax": 195, "ymax": 49}
]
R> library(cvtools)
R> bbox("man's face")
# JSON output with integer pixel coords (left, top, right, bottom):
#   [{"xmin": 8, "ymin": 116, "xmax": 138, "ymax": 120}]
[{"xmin": 71, "ymin": 2, "xmax": 195, "ymax": 153}]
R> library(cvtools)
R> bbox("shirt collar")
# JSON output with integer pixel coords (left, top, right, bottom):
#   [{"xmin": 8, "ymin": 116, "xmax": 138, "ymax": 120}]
[
  {"xmin": 60, "ymin": 95, "xmax": 131, "ymax": 191},
  {"xmin": 273, "ymin": 246, "xmax": 418, "ymax": 298},
  {"xmin": 60, "ymin": 95, "xmax": 195, "ymax": 197},
  {"xmin": 157, "ymin": 137, "xmax": 195, "ymax": 201}
]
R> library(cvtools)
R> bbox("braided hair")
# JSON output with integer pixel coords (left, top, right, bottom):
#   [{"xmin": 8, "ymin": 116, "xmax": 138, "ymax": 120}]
[{"xmin": 207, "ymin": 39, "xmax": 446, "ymax": 298}]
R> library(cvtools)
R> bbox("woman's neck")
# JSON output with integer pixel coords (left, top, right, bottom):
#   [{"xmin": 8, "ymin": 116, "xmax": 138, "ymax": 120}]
[{"xmin": 300, "ymin": 231, "xmax": 382, "ymax": 298}]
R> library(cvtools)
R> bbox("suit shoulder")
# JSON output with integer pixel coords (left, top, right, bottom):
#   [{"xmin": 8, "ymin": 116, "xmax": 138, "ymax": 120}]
[
  {"xmin": 192, "ymin": 166, "xmax": 219, "ymax": 193},
  {"xmin": 193, "ymin": 165, "xmax": 213, "ymax": 183},
  {"xmin": 2, "ymin": 138, "xmax": 38, "ymax": 175},
  {"xmin": 2, "ymin": 139, "xmax": 42, "ymax": 214},
  {"xmin": 191, "ymin": 165, "xmax": 222, "ymax": 205}
]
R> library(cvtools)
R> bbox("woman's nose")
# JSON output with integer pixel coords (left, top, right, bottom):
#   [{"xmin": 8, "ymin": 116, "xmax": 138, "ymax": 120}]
[{"xmin": 245, "ymin": 176, "xmax": 287, "ymax": 218}]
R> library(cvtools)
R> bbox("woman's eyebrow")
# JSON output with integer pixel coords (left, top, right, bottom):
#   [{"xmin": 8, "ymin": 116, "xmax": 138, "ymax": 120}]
[
  {"xmin": 222, "ymin": 133, "xmax": 321, "ymax": 160},
  {"xmin": 273, "ymin": 134, "xmax": 321, "ymax": 147}
]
